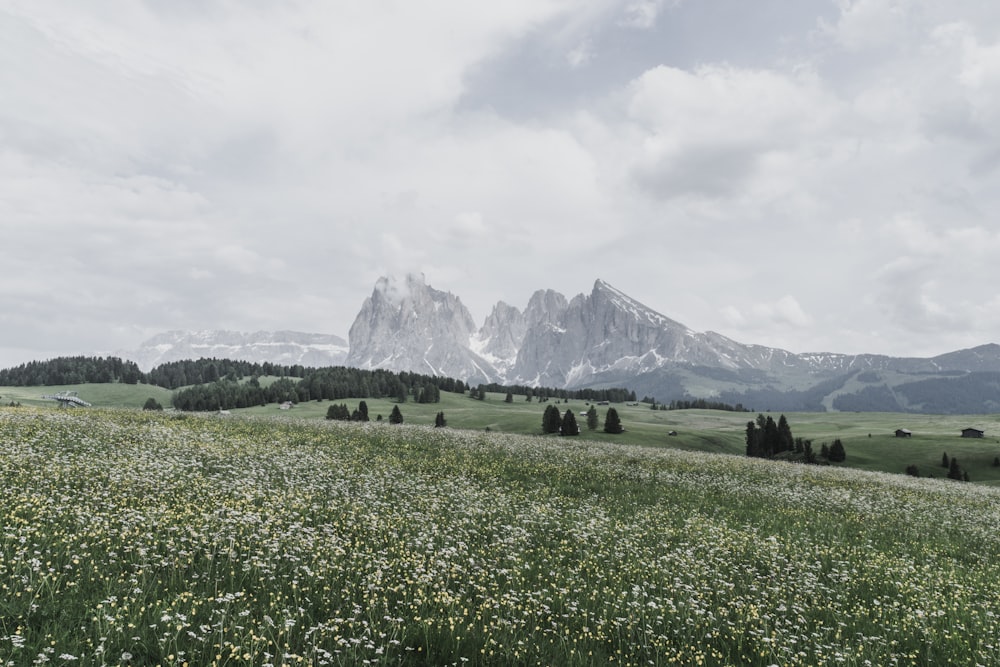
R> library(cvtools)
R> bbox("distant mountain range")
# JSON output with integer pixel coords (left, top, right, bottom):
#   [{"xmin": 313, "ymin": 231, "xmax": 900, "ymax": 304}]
[
  {"xmin": 123, "ymin": 330, "xmax": 348, "ymax": 371},
  {"xmin": 122, "ymin": 275, "xmax": 1000, "ymax": 414}
]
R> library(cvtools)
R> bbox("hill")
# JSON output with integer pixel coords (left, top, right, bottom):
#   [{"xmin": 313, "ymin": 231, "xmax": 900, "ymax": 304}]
[
  {"xmin": 2, "ymin": 408, "xmax": 998, "ymax": 665},
  {"xmin": 5, "ymin": 377, "xmax": 1000, "ymax": 484}
]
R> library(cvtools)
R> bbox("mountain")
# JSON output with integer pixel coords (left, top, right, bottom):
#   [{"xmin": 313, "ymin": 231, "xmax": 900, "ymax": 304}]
[
  {"xmin": 343, "ymin": 276, "xmax": 1000, "ymax": 413},
  {"xmin": 122, "ymin": 330, "xmax": 348, "ymax": 372},
  {"xmin": 345, "ymin": 274, "xmax": 499, "ymax": 382},
  {"xmin": 119, "ymin": 275, "xmax": 1000, "ymax": 413}
]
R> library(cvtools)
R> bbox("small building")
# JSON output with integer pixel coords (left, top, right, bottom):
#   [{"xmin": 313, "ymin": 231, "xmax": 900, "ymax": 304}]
[
  {"xmin": 961, "ymin": 427, "xmax": 985, "ymax": 438},
  {"xmin": 895, "ymin": 429, "xmax": 912, "ymax": 438}
]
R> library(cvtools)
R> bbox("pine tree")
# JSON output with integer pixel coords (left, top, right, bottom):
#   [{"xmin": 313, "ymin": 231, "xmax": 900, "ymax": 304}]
[
  {"xmin": 586, "ymin": 405, "xmax": 599, "ymax": 431},
  {"xmin": 942, "ymin": 452, "xmax": 950, "ymax": 468},
  {"xmin": 434, "ymin": 411, "xmax": 446, "ymax": 428},
  {"xmin": 561, "ymin": 409, "xmax": 579, "ymax": 436},
  {"xmin": 762, "ymin": 416, "xmax": 779, "ymax": 458},
  {"xmin": 828, "ymin": 439, "xmax": 846, "ymax": 462},
  {"xmin": 948, "ymin": 457, "xmax": 963, "ymax": 480},
  {"xmin": 357, "ymin": 400, "xmax": 369, "ymax": 422},
  {"xmin": 603, "ymin": 407, "xmax": 624, "ymax": 434},
  {"xmin": 505, "ymin": 392, "xmax": 513, "ymax": 403},
  {"xmin": 776, "ymin": 415, "xmax": 794, "ymax": 454},
  {"xmin": 745, "ymin": 421, "xmax": 760, "ymax": 457},
  {"xmin": 542, "ymin": 405, "xmax": 562, "ymax": 434},
  {"xmin": 389, "ymin": 405, "xmax": 403, "ymax": 424}
]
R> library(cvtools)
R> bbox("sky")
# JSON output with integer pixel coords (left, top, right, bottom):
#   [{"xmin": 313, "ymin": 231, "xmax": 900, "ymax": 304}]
[{"xmin": 4, "ymin": 0, "xmax": 1000, "ymax": 368}]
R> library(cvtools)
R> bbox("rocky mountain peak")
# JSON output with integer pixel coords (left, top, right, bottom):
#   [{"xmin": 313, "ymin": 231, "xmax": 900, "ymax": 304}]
[{"xmin": 346, "ymin": 274, "xmax": 494, "ymax": 382}]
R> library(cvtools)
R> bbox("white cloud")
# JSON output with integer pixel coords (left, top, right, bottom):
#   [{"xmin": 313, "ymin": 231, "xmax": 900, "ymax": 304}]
[
  {"xmin": 566, "ymin": 39, "xmax": 594, "ymax": 68},
  {"xmin": 5, "ymin": 0, "xmax": 1000, "ymax": 367},
  {"xmin": 620, "ymin": 0, "xmax": 670, "ymax": 29}
]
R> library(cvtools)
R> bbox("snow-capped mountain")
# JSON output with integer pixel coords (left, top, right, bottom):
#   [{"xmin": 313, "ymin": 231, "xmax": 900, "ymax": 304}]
[
  {"xmin": 120, "ymin": 275, "xmax": 1000, "ymax": 413},
  {"xmin": 345, "ymin": 274, "xmax": 500, "ymax": 382},
  {"xmin": 341, "ymin": 275, "xmax": 1000, "ymax": 412},
  {"xmin": 122, "ymin": 330, "xmax": 348, "ymax": 371}
]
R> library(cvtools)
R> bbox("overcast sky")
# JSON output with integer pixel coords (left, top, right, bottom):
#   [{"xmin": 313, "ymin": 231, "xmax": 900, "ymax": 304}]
[{"xmin": 4, "ymin": 0, "xmax": 1000, "ymax": 368}]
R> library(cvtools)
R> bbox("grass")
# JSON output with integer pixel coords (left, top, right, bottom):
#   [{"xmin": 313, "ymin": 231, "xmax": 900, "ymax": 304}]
[
  {"xmin": 0, "ymin": 382, "xmax": 173, "ymax": 410},
  {"xmin": 5, "ymin": 382, "xmax": 1000, "ymax": 485},
  {"xmin": 1, "ymin": 408, "xmax": 999, "ymax": 666}
]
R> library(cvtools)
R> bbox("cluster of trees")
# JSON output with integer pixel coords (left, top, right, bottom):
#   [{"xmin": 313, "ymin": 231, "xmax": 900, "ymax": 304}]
[
  {"xmin": 475, "ymin": 382, "xmax": 636, "ymax": 404},
  {"xmin": 145, "ymin": 359, "xmax": 307, "ymax": 389},
  {"xmin": 540, "ymin": 404, "xmax": 623, "ymax": 436},
  {"xmin": 643, "ymin": 397, "xmax": 749, "ymax": 412},
  {"xmin": 542, "ymin": 405, "xmax": 578, "ymax": 435},
  {"xmin": 142, "ymin": 398, "xmax": 163, "ymax": 411},
  {"xmin": 745, "ymin": 414, "xmax": 845, "ymax": 464},
  {"xmin": 325, "ymin": 401, "xmax": 371, "ymax": 422},
  {"xmin": 0, "ymin": 356, "xmax": 143, "ymax": 386},
  {"xmin": 941, "ymin": 452, "xmax": 971, "ymax": 482},
  {"xmin": 170, "ymin": 366, "xmax": 466, "ymax": 412}
]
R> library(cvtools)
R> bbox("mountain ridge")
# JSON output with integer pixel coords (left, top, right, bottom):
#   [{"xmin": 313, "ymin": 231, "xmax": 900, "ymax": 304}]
[{"xmin": 119, "ymin": 276, "xmax": 1000, "ymax": 413}]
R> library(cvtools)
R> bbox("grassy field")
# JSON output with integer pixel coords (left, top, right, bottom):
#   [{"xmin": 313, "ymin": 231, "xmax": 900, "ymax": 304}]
[
  {"xmin": 1, "ymin": 408, "xmax": 999, "ymax": 666},
  {"xmin": 5, "ymin": 382, "xmax": 1000, "ymax": 485},
  {"xmin": 0, "ymin": 382, "xmax": 174, "ymax": 410}
]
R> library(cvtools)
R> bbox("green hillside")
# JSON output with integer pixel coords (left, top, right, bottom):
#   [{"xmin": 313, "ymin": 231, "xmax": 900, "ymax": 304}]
[
  {"xmin": 0, "ymin": 382, "xmax": 173, "ymax": 410},
  {"xmin": 2, "ymin": 408, "xmax": 998, "ymax": 666},
  {"xmin": 5, "ymin": 382, "xmax": 1000, "ymax": 484}
]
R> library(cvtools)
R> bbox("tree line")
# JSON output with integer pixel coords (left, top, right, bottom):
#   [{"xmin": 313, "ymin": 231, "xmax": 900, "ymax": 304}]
[
  {"xmin": 745, "ymin": 414, "xmax": 845, "ymax": 464},
  {"xmin": 474, "ymin": 382, "xmax": 636, "ymax": 404},
  {"xmin": 171, "ymin": 367, "xmax": 465, "ymax": 412},
  {"xmin": 0, "ymin": 356, "xmax": 144, "ymax": 386},
  {"xmin": 541, "ymin": 404, "xmax": 623, "ymax": 436}
]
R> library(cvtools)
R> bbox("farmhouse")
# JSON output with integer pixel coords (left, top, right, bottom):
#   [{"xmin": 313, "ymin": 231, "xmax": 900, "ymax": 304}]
[
  {"xmin": 895, "ymin": 428, "xmax": 912, "ymax": 438},
  {"xmin": 961, "ymin": 427, "xmax": 985, "ymax": 438}
]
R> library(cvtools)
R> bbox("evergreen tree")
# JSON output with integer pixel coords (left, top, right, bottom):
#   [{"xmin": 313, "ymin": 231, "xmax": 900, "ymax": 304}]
[
  {"xmin": 505, "ymin": 392, "xmax": 513, "ymax": 403},
  {"xmin": 820, "ymin": 442, "xmax": 830, "ymax": 459},
  {"xmin": 745, "ymin": 421, "xmax": 760, "ymax": 457},
  {"xmin": 948, "ymin": 457, "xmax": 963, "ymax": 480},
  {"xmin": 762, "ymin": 416, "xmax": 779, "ymax": 458},
  {"xmin": 603, "ymin": 407, "xmax": 624, "ymax": 434},
  {"xmin": 560, "ymin": 409, "xmax": 579, "ymax": 436},
  {"xmin": 803, "ymin": 440, "xmax": 816, "ymax": 464},
  {"xmin": 142, "ymin": 397, "xmax": 163, "ymax": 411},
  {"xmin": 434, "ymin": 411, "xmax": 447, "ymax": 428},
  {"xmin": 586, "ymin": 405, "xmax": 599, "ymax": 431},
  {"xmin": 389, "ymin": 405, "xmax": 403, "ymax": 424},
  {"xmin": 542, "ymin": 404, "xmax": 562, "ymax": 434},
  {"xmin": 994, "ymin": 456, "xmax": 1000, "ymax": 468},
  {"xmin": 326, "ymin": 404, "xmax": 350, "ymax": 420},
  {"xmin": 776, "ymin": 415, "xmax": 794, "ymax": 454},
  {"xmin": 942, "ymin": 452, "xmax": 950, "ymax": 468},
  {"xmin": 828, "ymin": 438, "xmax": 846, "ymax": 462},
  {"xmin": 357, "ymin": 400, "xmax": 369, "ymax": 422}
]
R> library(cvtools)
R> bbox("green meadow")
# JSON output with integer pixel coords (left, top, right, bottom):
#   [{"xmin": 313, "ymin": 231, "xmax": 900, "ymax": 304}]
[
  {"xmin": 1, "ymin": 407, "xmax": 999, "ymax": 666},
  {"xmin": 5, "ymin": 382, "xmax": 1000, "ymax": 484}
]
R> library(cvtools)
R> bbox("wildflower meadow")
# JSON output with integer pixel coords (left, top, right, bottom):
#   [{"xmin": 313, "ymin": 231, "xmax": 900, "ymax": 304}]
[{"xmin": 1, "ymin": 408, "xmax": 999, "ymax": 666}]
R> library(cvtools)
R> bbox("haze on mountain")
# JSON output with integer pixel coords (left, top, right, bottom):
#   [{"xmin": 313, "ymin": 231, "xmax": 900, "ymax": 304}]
[
  {"xmin": 123, "ymin": 274, "xmax": 1000, "ymax": 414},
  {"xmin": 4, "ymin": 2, "xmax": 1000, "ymax": 371}
]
